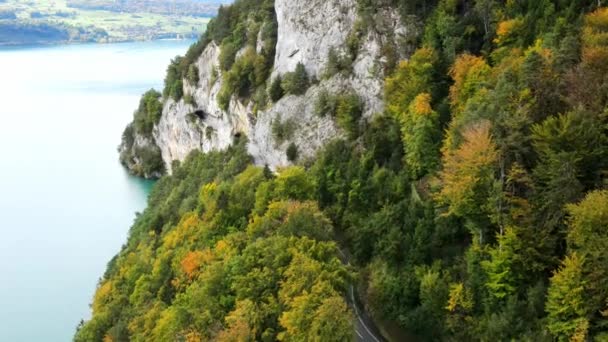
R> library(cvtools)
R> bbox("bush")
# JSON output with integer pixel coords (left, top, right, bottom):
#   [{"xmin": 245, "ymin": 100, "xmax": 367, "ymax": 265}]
[
  {"xmin": 314, "ymin": 89, "xmax": 338, "ymax": 117},
  {"xmin": 134, "ymin": 145, "xmax": 165, "ymax": 177},
  {"xmin": 272, "ymin": 117, "xmax": 296, "ymax": 145},
  {"xmin": 286, "ymin": 143, "xmax": 299, "ymax": 162},
  {"xmin": 323, "ymin": 48, "xmax": 353, "ymax": 79},
  {"xmin": 346, "ymin": 19, "xmax": 367, "ymax": 59},
  {"xmin": 336, "ymin": 93, "xmax": 363, "ymax": 140},
  {"xmin": 186, "ymin": 64, "xmax": 199, "ymax": 85},
  {"xmin": 282, "ymin": 63, "xmax": 309, "ymax": 95},
  {"xmin": 218, "ymin": 48, "xmax": 269, "ymax": 110},
  {"xmin": 133, "ymin": 90, "xmax": 163, "ymax": 137},
  {"xmin": 219, "ymin": 40, "xmax": 238, "ymax": 71},
  {"xmin": 269, "ymin": 75, "xmax": 284, "ymax": 102}
]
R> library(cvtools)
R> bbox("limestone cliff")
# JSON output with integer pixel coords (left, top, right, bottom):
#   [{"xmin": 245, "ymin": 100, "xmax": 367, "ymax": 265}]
[{"xmin": 121, "ymin": 0, "xmax": 416, "ymax": 177}]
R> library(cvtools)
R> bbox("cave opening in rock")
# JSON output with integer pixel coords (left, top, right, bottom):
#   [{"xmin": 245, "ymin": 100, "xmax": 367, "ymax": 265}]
[{"xmin": 194, "ymin": 110, "xmax": 206, "ymax": 119}]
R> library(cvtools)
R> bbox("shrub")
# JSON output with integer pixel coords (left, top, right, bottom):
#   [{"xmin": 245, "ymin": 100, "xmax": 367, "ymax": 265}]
[
  {"xmin": 217, "ymin": 87, "xmax": 232, "ymax": 111},
  {"xmin": 184, "ymin": 94, "xmax": 197, "ymax": 107},
  {"xmin": 186, "ymin": 64, "xmax": 199, "ymax": 85},
  {"xmin": 218, "ymin": 48, "xmax": 269, "ymax": 110},
  {"xmin": 323, "ymin": 48, "xmax": 353, "ymax": 79},
  {"xmin": 269, "ymin": 76, "xmax": 284, "ymax": 102},
  {"xmin": 336, "ymin": 93, "xmax": 363, "ymax": 140},
  {"xmin": 219, "ymin": 40, "xmax": 238, "ymax": 71},
  {"xmin": 163, "ymin": 57, "xmax": 183, "ymax": 100},
  {"xmin": 168, "ymin": 79, "xmax": 183, "ymax": 101},
  {"xmin": 346, "ymin": 19, "xmax": 367, "ymax": 59},
  {"xmin": 314, "ymin": 89, "xmax": 338, "ymax": 117},
  {"xmin": 282, "ymin": 63, "xmax": 309, "ymax": 95},
  {"xmin": 252, "ymin": 86, "xmax": 268, "ymax": 111},
  {"xmin": 272, "ymin": 117, "xmax": 296, "ymax": 145},
  {"xmin": 133, "ymin": 145, "xmax": 165, "ymax": 178},
  {"xmin": 210, "ymin": 67, "xmax": 219, "ymax": 86},
  {"xmin": 286, "ymin": 143, "xmax": 299, "ymax": 162},
  {"xmin": 133, "ymin": 90, "xmax": 163, "ymax": 137}
]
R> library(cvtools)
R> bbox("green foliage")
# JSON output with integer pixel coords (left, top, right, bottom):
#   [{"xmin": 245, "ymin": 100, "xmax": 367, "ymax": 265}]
[
  {"xmin": 78, "ymin": 138, "xmax": 354, "ymax": 341},
  {"xmin": 323, "ymin": 47, "xmax": 353, "ymax": 79},
  {"xmin": 186, "ymin": 64, "xmax": 199, "ymax": 85},
  {"xmin": 335, "ymin": 93, "xmax": 363, "ymax": 140},
  {"xmin": 546, "ymin": 253, "xmax": 590, "ymax": 341},
  {"xmin": 314, "ymin": 89, "xmax": 338, "ymax": 118},
  {"xmin": 281, "ymin": 63, "xmax": 309, "ymax": 95},
  {"xmin": 401, "ymin": 93, "xmax": 441, "ymax": 179},
  {"xmin": 132, "ymin": 89, "xmax": 163, "ymax": 137},
  {"xmin": 219, "ymin": 40, "xmax": 238, "ymax": 71},
  {"xmin": 269, "ymin": 75, "xmax": 284, "ymax": 102},
  {"xmin": 218, "ymin": 48, "xmax": 271, "ymax": 111},
  {"xmin": 105, "ymin": 2, "xmax": 608, "ymax": 341},
  {"xmin": 271, "ymin": 117, "xmax": 296, "ymax": 146},
  {"xmin": 286, "ymin": 142, "xmax": 299, "ymax": 162},
  {"xmin": 118, "ymin": 90, "xmax": 166, "ymax": 178}
]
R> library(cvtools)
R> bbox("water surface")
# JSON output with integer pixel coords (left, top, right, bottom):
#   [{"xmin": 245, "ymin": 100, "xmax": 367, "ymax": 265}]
[{"xmin": 0, "ymin": 40, "xmax": 192, "ymax": 341}]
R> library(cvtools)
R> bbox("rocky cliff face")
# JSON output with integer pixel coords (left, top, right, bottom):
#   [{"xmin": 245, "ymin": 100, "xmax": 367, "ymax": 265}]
[{"xmin": 124, "ymin": 0, "xmax": 414, "ymax": 176}]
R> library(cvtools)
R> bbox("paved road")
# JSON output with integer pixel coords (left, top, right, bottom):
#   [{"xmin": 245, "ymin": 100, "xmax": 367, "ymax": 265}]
[
  {"xmin": 338, "ymin": 249, "xmax": 384, "ymax": 342},
  {"xmin": 348, "ymin": 284, "xmax": 384, "ymax": 342}
]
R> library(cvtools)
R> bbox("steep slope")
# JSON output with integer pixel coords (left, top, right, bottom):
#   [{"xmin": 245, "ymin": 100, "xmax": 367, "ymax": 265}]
[
  {"xmin": 120, "ymin": 0, "xmax": 413, "ymax": 177},
  {"xmin": 90, "ymin": 0, "xmax": 608, "ymax": 341}
]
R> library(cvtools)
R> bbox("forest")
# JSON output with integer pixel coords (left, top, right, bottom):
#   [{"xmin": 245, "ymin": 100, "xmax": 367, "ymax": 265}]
[{"xmin": 81, "ymin": 0, "xmax": 608, "ymax": 341}]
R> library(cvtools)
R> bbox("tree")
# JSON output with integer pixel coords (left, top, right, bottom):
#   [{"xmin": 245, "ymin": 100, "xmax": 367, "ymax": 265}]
[
  {"xmin": 286, "ymin": 142, "xmax": 299, "ymax": 162},
  {"xmin": 282, "ymin": 63, "xmax": 309, "ymax": 95},
  {"xmin": 308, "ymin": 296, "xmax": 353, "ymax": 341},
  {"xmin": 401, "ymin": 93, "xmax": 441, "ymax": 179},
  {"xmin": 269, "ymin": 76, "xmax": 284, "ymax": 102},
  {"xmin": 436, "ymin": 121, "xmax": 498, "ymax": 243},
  {"xmin": 335, "ymin": 93, "xmax": 362, "ymax": 140},
  {"xmin": 273, "ymin": 166, "xmax": 314, "ymax": 202},
  {"xmin": 532, "ymin": 110, "xmax": 607, "ymax": 227},
  {"xmin": 481, "ymin": 227, "xmax": 523, "ymax": 304},
  {"xmin": 445, "ymin": 282, "xmax": 474, "ymax": 339},
  {"xmin": 187, "ymin": 64, "xmax": 199, "ymax": 85},
  {"xmin": 546, "ymin": 253, "xmax": 590, "ymax": 341},
  {"xmin": 385, "ymin": 47, "xmax": 439, "ymax": 120},
  {"xmin": 448, "ymin": 53, "xmax": 491, "ymax": 117},
  {"xmin": 565, "ymin": 190, "xmax": 608, "ymax": 319},
  {"xmin": 474, "ymin": 0, "xmax": 497, "ymax": 38}
]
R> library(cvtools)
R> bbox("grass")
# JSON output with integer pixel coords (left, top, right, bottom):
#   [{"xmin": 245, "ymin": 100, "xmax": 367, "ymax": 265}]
[{"xmin": 0, "ymin": 0, "xmax": 210, "ymax": 42}]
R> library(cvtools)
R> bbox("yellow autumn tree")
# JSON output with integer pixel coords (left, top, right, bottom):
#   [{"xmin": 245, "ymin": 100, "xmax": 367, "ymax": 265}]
[
  {"xmin": 402, "ymin": 93, "xmax": 441, "ymax": 179},
  {"xmin": 448, "ymin": 53, "xmax": 491, "ymax": 116},
  {"xmin": 437, "ymin": 121, "xmax": 498, "ymax": 242}
]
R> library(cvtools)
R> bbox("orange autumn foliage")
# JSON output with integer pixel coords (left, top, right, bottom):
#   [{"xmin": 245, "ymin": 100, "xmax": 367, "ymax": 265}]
[
  {"xmin": 181, "ymin": 249, "xmax": 214, "ymax": 279},
  {"xmin": 411, "ymin": 93, "xmax": 433, "ymax": 117},
  {"xmin": 582, "ymin": 8, "xmax": 608, "ymax": 72},
  {"xmin": 494, "ymin": 18, "xmax": 523, "ymax": 45},
  {"xmin": 437, "ymin": 121, "xmax": 498, "ymax": 217},
  {"xmin": 448, "ymin": 54, "xmax": 490, "ymax": 115},
  {"xmin": 92, "ymin": 281, "xmax": 114, "ymax": 314}
]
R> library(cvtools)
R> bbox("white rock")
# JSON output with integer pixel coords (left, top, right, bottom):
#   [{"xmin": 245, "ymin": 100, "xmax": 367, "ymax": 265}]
[{"xmin": 146, "ymin": 0, "xmax": 411, "ymax": 174}]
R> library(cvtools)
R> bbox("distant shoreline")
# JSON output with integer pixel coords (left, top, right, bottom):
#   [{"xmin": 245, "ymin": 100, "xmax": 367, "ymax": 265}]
[{"xmin": 0, "ymin": 35, "xmax": 200, "ymax": 48}]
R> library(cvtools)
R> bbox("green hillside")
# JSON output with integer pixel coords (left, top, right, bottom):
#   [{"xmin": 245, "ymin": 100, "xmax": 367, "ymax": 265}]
[
  {"xmin": 0, "ymin": 0, "xmax": 214, "ymax": 45},
  {"xmin": 79, "ymin": 0, "xmax": 608, "ymax": 341}
]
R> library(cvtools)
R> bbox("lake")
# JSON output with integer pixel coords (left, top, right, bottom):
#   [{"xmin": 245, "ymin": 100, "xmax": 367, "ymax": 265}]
[{"xmin": 0, "ymin": 40, "xmax": 193, "ymax": 341}]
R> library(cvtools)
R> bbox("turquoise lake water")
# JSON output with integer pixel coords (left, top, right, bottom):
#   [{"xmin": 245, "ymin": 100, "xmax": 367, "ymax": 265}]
[{"xmin": 0, "ymin": 40, "xmax": 193, "ymax": 341}]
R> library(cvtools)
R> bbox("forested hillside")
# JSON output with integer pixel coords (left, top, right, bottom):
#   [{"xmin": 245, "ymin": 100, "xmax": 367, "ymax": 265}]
[{"xmin": 80, "ymin": 0, "xmax": 608, "ymax": 341}]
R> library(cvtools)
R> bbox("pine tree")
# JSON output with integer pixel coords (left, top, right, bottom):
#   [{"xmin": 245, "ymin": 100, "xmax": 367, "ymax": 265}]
[{"xmin": 546, "ymin": 253, "xmax": 590, "ymax": 341}]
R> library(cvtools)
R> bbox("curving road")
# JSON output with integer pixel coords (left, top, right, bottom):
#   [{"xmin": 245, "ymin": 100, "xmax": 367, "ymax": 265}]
[
  {"xmin": 348, "ymin": 284, "xmax": 384, "ymax": 342},
  {"xmin": 338, "ymin": 249, "xmax": 384, "ymax": 342}
]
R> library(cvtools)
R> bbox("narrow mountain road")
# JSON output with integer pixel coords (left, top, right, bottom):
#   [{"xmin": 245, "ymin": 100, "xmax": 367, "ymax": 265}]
[
  {"xmin": 348, "ymin": 284, "xmax": 384, "ymax": 342},
  {"xmin": 338, "ymin": 249, "xmax": 384, "ymax": 342}
]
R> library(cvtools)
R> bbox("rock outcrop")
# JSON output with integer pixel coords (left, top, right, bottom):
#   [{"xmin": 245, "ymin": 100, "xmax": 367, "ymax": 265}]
[{"xmin": 124, "ymin": 0, "xmax": 414, "ymax": 176}]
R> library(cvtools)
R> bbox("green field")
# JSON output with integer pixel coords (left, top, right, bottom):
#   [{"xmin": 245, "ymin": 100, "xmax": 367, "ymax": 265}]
[{"xmin": 0, "ymin": 0, "xmax": 211, "ymax": 43}]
